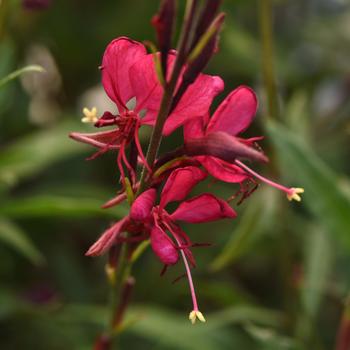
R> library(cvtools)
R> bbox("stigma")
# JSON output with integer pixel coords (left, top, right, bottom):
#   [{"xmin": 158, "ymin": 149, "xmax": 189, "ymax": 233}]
[
  {"xmin": 81, "ymin": 107, "xmax": 98, "ymax": 123},
  {"xmin": 189, "ymin": 310, "xmax": 206, "ymax": 325}
]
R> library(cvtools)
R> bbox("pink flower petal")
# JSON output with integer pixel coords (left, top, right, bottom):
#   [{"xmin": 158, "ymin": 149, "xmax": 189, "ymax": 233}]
[
  {"xmin": 101, "ymin": 37, "xmax": 147, "ymax": 112},
  {"xmin": 207, "ymin": 85, "xmax": 258, "ymax": 136},
  {"xmin": 131, "ymin": 53, "xmax": 224, "ymax": 135},
  {"xmin": 183, "ymin": 115, "xmax": 208, "ymax": 140},
  {"xmin": 170, "ymin": 193, "xmax": 236, "ymax": 223},
  {"xmin": 198, "ymin": 155, "xmax": 250, "ymax": 183},
  {"xmin": 162, "ymin": 74, "xmax": 224, "ymax": 136},
  {"xmin": 130, "ymin": 188, "xmax": 156, "ymax": 221},
  {"xmin": 150, "ymin": 224, "xmax": 179, "ymax": 265},
  {"xmin": 160, "ymin": 166, "xmax": 207, "ymax": 208},
  {"xmin": 130, "ymin": 53, "xmax": 174, "ymax": 118},
  {"xmin": 86, "ymin": 216, "xmax": 129, "ymax": 256},
  {"xmin": 69, "ymin": 130, "xmax": 121, "ymax": 149}
]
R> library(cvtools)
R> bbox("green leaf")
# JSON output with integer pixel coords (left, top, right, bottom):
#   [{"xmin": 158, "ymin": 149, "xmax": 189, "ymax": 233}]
[
  {"xmin": 0, "ymin": 65, "xmax": 45, "ymax": 89},
  {"xmin": 244, "ymin": 323, "xmax": 303, "ymax": 350},
  {"xmin": 0, "ymin": 120, "xmax": 90, "ymax": 188},
  {"xmin": 210, "ymin": 187, "xmax": 278, "ymax": 271},
  {"xmin": 267, "ymin": 120, "xmax": 350, "ymax": 250},
  {"xmin": 0, "ymin": 218, "xmax": 44, "ymax": 265},
  {"xmin": 301, "ymin": 226, "xmax": 332, "ymax": 318},
  {"xmin": 58, "ymin": 304, "xmax": 284, "ymax": 350},
  {"xmin": 295, "ymin": 225, "xmax": 332, "ymax": 343},
  {"xmin": 0, "ymin": 195, "xmax": 128, "ymax": 219}
]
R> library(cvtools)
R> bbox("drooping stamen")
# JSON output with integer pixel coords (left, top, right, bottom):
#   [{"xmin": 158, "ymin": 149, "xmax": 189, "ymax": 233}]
[
  {"xmin": 85, "ymin": 134, "xmax": 122, "ymax": 160},
  {"xmin": 163, "ymin": 220, "xmax": 199, "ymax": 312},
  {"xmin": 117, "ymin": 142, "xmax": 126, "ymax": 186},
  {"xmin": 179, "ymin": 241, "xmax": 199, "ymax": 311},
  {"xmin": 134, "ymin": 122, "xmax": 152, "ymax": 173},
  {"xmin": 235, "ymin": 160, "xmax": 304, "ymax": 202},
  {"xmin": 121, "ymin": 145, "xmax": 136, "ymax": 184}
]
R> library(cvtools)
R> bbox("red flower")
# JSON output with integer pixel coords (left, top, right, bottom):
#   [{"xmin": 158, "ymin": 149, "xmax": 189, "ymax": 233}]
[
  {"xmin": 130, "ymin": 166, "xmax": 236, "ymax": 319},
  {"xmin": 70, "ymin": 37, "xmax": 223, "ymax": 185},
  {"xmin": 184, "ymin": 86, "xmax": 304, "ymax": 201}
]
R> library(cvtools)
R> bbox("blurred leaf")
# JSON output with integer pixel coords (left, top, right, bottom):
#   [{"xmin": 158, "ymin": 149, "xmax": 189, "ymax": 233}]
[
  {"xmin": 0, "ymin": 217, "xmax": 44, "ymax": 265},
  {"xmin": 267, "ymin": 120, "xmax": 350, "ymax": 250},
  {"xmin": 301, "ymin": 226, "xmax": 332, "ymax": 319},
  {"xmin": 284, "ymin": 90, "xmax": 310, "ymax": 136},
  {"xmin": 0, "ymin": 195, "xmax": 127, "ymax": 218},
  {"xmin": 0, "ymin": 65, "xmax": 45, "ymax": 89},
  {"xmin": 244, "ymin": 323, "xmax": 303, "ymax": 350},
  {"xmin": 0, "ymin": 120, "xmax": 91, "ymax": 188},
  {"xmin": 59, "ymin": 304, "xmax": 283, "ymax": 350},
  {"xmin": 0, "ymin": 39, "xmax": 15, "ymax": 112},
  {"xmin": 210, "ymin": 187, "xmax": 278, "ymax": 271},
  {"xmin": 295, "ymin": 225, "xmax": 332, "ymax": 344}
]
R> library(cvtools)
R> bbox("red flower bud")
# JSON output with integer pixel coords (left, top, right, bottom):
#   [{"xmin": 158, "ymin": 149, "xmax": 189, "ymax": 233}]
[
  {"xmin": 185, "ymin": 131, "xmax": 268, "ymax": 163},
  {"xmin": 151, "ymin": 0, "xmax": 176, "ymax": 77}
]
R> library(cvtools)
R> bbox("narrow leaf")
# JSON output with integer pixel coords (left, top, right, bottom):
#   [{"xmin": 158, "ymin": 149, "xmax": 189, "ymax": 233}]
[
  {"xmin": 0, "ymin": 218, "xmax": 44, "ymax": 265},
  {"xmin": 267, "ymin": 120, "xmax": 350, "ymax": 250},
  {"xmin": 0, "ymin": 65, "xmax": 45, "ymax": 89},
  {"xmin": 0, "ymin": 195, "xmax": 128, "ymax": 218}
]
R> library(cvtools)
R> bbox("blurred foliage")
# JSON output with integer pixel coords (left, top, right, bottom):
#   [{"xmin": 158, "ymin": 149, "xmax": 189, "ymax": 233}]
[{"xmin": 1, "ymin": 0, "xmax": 350, "ymax": 349}]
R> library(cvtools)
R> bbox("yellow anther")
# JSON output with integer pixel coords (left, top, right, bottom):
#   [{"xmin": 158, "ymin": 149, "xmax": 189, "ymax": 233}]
[
  {"xmin": 287, "ymin": 187, "xmax": 304, "ymax": 202},
  {"xmin": 189, "ymin": 310, "xmax": 206, "ymax": 325},
  {"xmin": 81, "ymin": 107, "xmax": 98, "ymax": 123}
]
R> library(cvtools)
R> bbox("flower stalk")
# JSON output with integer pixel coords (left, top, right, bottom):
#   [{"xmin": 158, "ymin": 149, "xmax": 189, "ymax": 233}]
[
  {"xmin": 259, "ymin": 0, "xmax": 279, "ymax": 119},
  {"xmin": 138, "ymin": 0, "xmax": 198, "ymax": 194}
]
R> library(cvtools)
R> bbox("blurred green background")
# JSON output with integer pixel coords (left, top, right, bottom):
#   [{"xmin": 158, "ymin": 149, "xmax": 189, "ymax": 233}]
[{"xmin": 1, "ymin": 0, "xmax": 350, "ymax": 349}]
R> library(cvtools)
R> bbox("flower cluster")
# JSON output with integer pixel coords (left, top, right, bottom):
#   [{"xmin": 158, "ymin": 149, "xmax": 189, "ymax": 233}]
[{"xmin": 70, "ymin": 1, "xmax": 303, "ymax": 324}]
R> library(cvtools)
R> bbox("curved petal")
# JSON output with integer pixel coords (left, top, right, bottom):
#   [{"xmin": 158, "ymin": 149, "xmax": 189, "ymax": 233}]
[
  {"xmin": 170, "ymin": 193, "xmax": 236, "ymax": 223},
  {"xmin": 69, "ymin": 130, "xmax": 121, "ymax": 149},
  {"xmin": 198, "ymin": 156, "xmax": 250, "ymax": 183},
  {"xmin": 207, "ymin": 85, "xmax": 258, "ymax": 136},
  {"xmin": 162, "ymin": 74, "xmax": 224, "ymax": 136},
  {"xmin": 86, "ymin": 216, "xmax": 129, "ymax": 256},
  {"xmin": 101, "ymin": 37, "xmax": 147, "ymax": 112},
  {"xmin": 130, "ymin": 53, "xmax": 175, "ymax": 118},
  {"xmin": 130, "ymin": 188, "xmax": 156, "ymax": 221},
  {"xmin": 150, "ymin": 224, "xmax": 179, "ymax": 265},
  {"xmin": 160, "ymin": 166, "xmax": 207, "ymax": 208}
]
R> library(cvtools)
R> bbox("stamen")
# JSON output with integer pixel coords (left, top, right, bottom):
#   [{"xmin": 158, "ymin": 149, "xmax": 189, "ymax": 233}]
[
  {"xmin": 189, "ymin": 310, "xmax": 206, "ymax": 325},
  {"xmin": 121, "ymin": 147, "xmax": 136, "ymax": 184},
  {"xmin": 287, "ymin": 188, "xmax": 304, "ymax": 202},
  {"xmin": 117, "ymin": 143, "xmax": 126, "ymax": 186},
  {"xmin": 134, "ymin": 123, "xmax": 152, "ymax": 173},
  {"xmin": 81, "ymin": 107, "xmax": 98, "ymax": 123},
  {"xmin": 235, "ymin": 160, "xmax": 304, "ymax": 202},
  {"xmin": 171, "ymin": 230, "xmax": 203, "ymax": 323}
]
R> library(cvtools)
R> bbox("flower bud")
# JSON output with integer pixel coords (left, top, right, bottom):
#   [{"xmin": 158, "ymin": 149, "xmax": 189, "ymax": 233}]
[
  {"xmin": 171, "ymin": 13, "xmax": 225, "ymax": 112},
  {"xmin": 192, "ymin": 0, "xmax": 222, "ymax": 48},
  {"xmin": 185, "ymin": 131, "xmax": 268, "ymax": 163},
  {"xmin": 151, "ymin": 0, "xmax": 176, "ymax": 77}
]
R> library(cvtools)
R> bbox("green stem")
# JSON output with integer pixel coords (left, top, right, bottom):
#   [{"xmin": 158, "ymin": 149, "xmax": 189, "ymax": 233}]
[
  {"xmin": 0, "ymin": 65, "xmax": 45, "ymax": 89},
  {"xmin": 138, "ymin": 0, "xmax": 197, "ymax": 194},
  {"xmin": 259, "ymin": 0, "xmax": 279, "ymax": 119},
  {"xmin": 109, "ymin": 243, "xmax": 129, "ymax": 333}
]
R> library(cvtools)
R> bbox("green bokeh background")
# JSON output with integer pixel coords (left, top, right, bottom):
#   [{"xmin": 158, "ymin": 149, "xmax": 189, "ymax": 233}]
[{"xmin": 1, "ymin": 0, "xmax": 350, "ymax": 349}]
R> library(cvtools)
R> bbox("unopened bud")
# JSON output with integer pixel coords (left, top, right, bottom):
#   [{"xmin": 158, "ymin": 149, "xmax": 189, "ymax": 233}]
[
  {"xmin": 185, "ymin": 132, "xmax": 268, "ymax": 164},
  {"xmin": 171, "ymin": 13, "xmax": 225, "ymax": 112},
  {"xmin": 192, "ymin": 0, "xmax": 222, "ymax": 48},
  {"xmin": 151, "ymin": 0, "xmax": 176, "ymax": 77}
]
